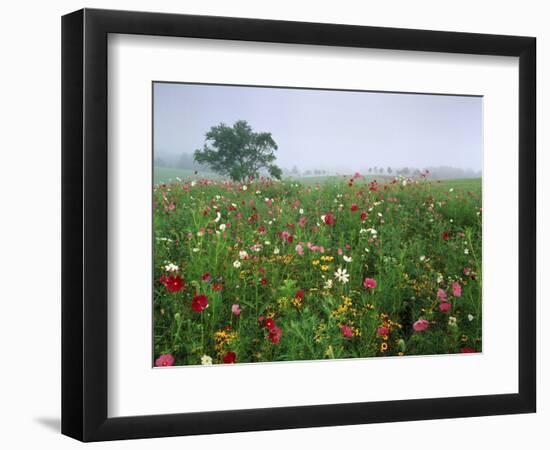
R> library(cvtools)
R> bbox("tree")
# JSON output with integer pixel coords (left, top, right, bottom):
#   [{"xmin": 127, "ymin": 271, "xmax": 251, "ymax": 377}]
[{"xmin": 194, "ymin": 120, "xmax": 282, "ymax": 182}]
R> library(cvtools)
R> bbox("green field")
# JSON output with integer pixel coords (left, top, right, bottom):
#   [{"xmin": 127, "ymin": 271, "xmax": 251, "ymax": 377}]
[{"xmin": 153, "ymin": 173, "xmax": 482, "ymax": 366}]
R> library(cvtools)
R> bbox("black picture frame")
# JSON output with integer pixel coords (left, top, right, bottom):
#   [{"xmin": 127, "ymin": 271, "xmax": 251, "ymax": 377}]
[{"xmin": 62, "ymin": 8, "xmax": 536, "ymax": 442}]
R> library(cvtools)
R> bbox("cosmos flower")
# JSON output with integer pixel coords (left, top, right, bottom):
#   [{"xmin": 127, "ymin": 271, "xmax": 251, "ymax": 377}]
[
  {"xmin": 441, "ymin": 231, "xmax": 450, "ymax": 241},
  {"xmin": 343, "ymin": 255, "xmax": 353, "ymax": 263},
  {"xmin": 452, "ymin": 281, "xmax": 462, "ymax": 297},
  {"xmin": 437, "ymin": 288, "xmax": 447, "ymax": 302},
  {"xmin": 201, "ymin": 355, "xmax": 213, "ymax": 365},
  {"xmin": 363, "ymin": 278, "xmax": 377, "ymax": 289},
  {"xmin": 341, "ymin": 325, "xmax": 353, "ymax": 338},
  {"xmin": 439, "ymin": 302, "xmax": 452, "ymax": 313},
  {"xmin": 323, "ymin": 213, "xmax": 335, "ymax": 225},
  {"xmin": 233, "ymin": 260, "xmax": 242, "ymax": 268},
  {"xmin": 155, "ymin": 354, "xmax": 175, "ymax": 367},
  {"xmin": 268, "ymin": 325, "xmax": 283, "ymax": 344},
  {"xmin": 231, "ymin": 304, "xmax": 241, "ymax": 316},
  {"xmin": 191, "ymin": 294, "xmax": 209, "ymax": 312},
  {"xmin": 159, "ymin": 275, "xmax": 184, "ymax": 293},
  {"xmin": 164, "ymin": 263, "xmax": 179, "ymax": 272},
  {"xmin": 334, "ymin": 267, "xmax": 350, "ymax": 284},
  {"xmin": 413, "ymin": 319, "xmax": 429, "ymax": 332},
  {"xmin": 377, "ymin": 326, "xmax": 389, "ymax": 336},
  {"xmin": 223, "ymin": 351, "xmax": 237, "ymax": 363}
]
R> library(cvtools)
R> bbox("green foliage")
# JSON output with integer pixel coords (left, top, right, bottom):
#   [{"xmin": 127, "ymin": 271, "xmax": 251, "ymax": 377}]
[
  {"xmin": 153, "ymin": 175, "xmax": 482, "ymax": 366},
  {"xmin": 194, "ymin": 120, "xmax": 282, "ymax": 182}
]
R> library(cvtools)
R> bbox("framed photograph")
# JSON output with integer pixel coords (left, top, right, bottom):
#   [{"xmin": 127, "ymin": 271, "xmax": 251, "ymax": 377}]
[{"xmin": 62, "ymin": 8, "xmax": 536, "ymax": 441}]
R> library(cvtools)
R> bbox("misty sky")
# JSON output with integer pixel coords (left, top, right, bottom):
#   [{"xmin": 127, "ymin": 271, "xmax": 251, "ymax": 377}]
[{"xmin": 153, "ymin": 82, "xmax": 482, "ymax": 173}]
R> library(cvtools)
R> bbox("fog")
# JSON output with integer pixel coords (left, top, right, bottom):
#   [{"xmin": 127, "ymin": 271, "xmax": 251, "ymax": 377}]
[{"xmin": 153, "ymin": 82, "xmax": 482, "ymax": 176}]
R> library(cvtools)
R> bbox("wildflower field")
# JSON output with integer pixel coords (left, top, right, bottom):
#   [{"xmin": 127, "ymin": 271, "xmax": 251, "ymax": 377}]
[{"xmin": 153, "ymin": 173, "xmax": 482, "ymax": 367}]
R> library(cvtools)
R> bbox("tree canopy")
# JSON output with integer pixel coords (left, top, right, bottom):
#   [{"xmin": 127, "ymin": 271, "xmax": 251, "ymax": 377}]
[{"xmin": 194, "ymin": 120, "xmax": 282, "ymax": 182}]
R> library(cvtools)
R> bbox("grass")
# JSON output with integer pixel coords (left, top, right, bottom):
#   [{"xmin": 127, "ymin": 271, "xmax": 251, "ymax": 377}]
[{"xmin": 153, "ymin": 174, "xmax": 482, "ymax": 366}]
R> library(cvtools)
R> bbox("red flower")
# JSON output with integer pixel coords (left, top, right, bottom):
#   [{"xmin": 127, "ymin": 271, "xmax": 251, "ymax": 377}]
[
  {"xmin": 223, "ymin": 351, "xmax": 237, "ymax": 363},
  {"xmin": 441, "ymin": 231, "xmax": 450, "ymax": 241},
  {"xmin": 368, "ymin": 180, "xmax": 379, "ymax": 191},
  {"xmin": 212, "ymin": 282, "xmax": 224, "ymax": 291},
  {"xmin": 287, "ymin": 235, "xmax": 294, "ymax": 243},
  {"xmin": 360, "ymin": 211, "xmax": 367, "ymax": 221},
  {"xmin": 257, "ymin": 225, "xmax": 266, "ymax": 234},
  {"xmin": 460, "ymin": 347, "xmax": 476, "ymax": 353},
  {"xmin": 264, "ymin": 318, "xmax": 276, "ymax": 329},
  {"xmin": 201, "ymin": 272, "xmax": 211, "ymax": 281},
  {"xmin": 295, "ymin": 290, "xmax": 305, "ymax": 300},
  {"xmin": 267, "ymin": 326, "xmax": 283, "ymax": 344},
  {"xmin": 160, "ymin": 275, "xmax": 184, "ymax": 293},
  {"xmin": 350, "ymin": 204, "xmax": 358, "ymax": 212},
  {"xmin": 191, "ymin": 294, "xmax": 209, "ymax": 312},
  {"xmin": 324, "ymin": 213, "xmax": 335, "ymax": 225},
  {"xmin": 155, "ymin": 354, "xmax": 175, "ymax": 367},
  {"xmin": 261, "ymin": 278, "xmax": 268, "ymax": 286},
  {"xmin": 377, "ymin": 326, "xmax": 389, "ymax": 336}
]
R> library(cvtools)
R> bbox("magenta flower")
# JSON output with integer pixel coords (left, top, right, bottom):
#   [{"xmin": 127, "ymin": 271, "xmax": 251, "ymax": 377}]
[
  {"xmin": 437, "ymin": 288, "xmax": 447, "ymax": 302},
  {"xmin": 341, "ymin": 325, "xmax": 353, "ymax": 338},
  {"xmin": 413, "ymin": 319, "xmax": 429, "ymax": 332},
  {"xmin": 452, "ymin": 281, "xmax": 462, "ymax": 297},
  {"xmin": 155, "ymin": 354, "xmax": 175, "ymax": 367},
  {"xmin": 231, "ymin": 304, "xmax": 241, "ymax": 316},
  {"xmin": 377, "ymin": 326, "xmax": 389, "ymax": 336},
  {"xmin": 295, "ymin": 244, "xmax": 304, "ymax": 256},
  {"xmin": 363, "ymin": 278, "xmax": 377, "ymax": 289},
  {"xmin": 439, "ymin": 302, "xmax": 452, "ymax": 313}
]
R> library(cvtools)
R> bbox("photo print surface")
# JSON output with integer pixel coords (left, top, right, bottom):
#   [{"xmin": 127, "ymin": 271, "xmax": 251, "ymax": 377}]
[{"xmin": 152, "ymin": 82, "xmax": 482, "ymax": 367}]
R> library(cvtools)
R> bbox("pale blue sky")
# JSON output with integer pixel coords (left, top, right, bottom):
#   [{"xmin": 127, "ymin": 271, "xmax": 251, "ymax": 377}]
[{"xmin": 153, "ymin": 82, "xmax": 482, "ymax": 173}]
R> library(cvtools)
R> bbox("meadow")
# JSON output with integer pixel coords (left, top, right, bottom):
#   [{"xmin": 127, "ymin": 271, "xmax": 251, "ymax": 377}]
[{"xmin": 153, "ymin": 171, "xmax": 482, "ymax": 366}]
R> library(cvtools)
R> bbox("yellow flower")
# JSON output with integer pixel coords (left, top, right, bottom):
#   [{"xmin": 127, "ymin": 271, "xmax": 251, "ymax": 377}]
[
  {"xmin": 380, "ymin": 342, "xmax": 388, "ymax": 352},
  {"xmin": 320, "ymin": 265, "xmax": 329, "ymax": 271}
]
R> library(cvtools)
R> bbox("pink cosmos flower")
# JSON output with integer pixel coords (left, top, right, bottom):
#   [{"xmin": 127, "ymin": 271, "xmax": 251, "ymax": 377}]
[
  {"xmin": 377, "ymin": 326, "xmax": 389, "ymax": 336},
  {"xmin": 463, "ymin": 267, "xmax": 472, "ymax": 276},
  {"xmin": 231, "ymin": 304, "xmax": 241, "ymax": 316},
  {"xmin": 295, "ymin": 244, "xmax": 304, "ymax": 256},
  {"xmin": 338, "ymin": 248, "xmax": 343, "ymax": 255},
  {"xmin": 437, "ymin": 288, "xmax": 447, "ymax": 302},
  {"xmin": 363, "ymin": 278, "xmax": 377, "ymax": 289},
  {"xmin": 452, "ymin": 281, "xmax": 462, "ymax": 297},
  {"xmin": 341, "ymin": 325, "xmax": 353, "ymax": 338},
  {"xmin": 439, "ymin": 302, "xmax": 452, "ymax": 313},
  {"xmin": 413, "ymin": 319, "xmax": 429, "ymax": 332},
  {"xmin": 298, "ymin": 216, "xmax": 307, "ymax": 228},
  {"xmin": 155, "ymin": 354, "xmax": 175, "ymax": 367}
]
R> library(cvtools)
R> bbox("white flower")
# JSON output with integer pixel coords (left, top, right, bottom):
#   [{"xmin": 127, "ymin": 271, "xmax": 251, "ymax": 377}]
[
  {"xmin": 419, "ymin": 255, "xmax": 426, "ymax": 262},
  {"xmin": 164, "ymin": 263, "xmax": 179, "ymax": 272},
  {"xmin": 219, "ymin": 223, "xmax": 226, "ymax": 231},
  {"xmin": 299, "ymin": 208, "xmax": 304, "ymax": 214},
  {"xmin": 464, "ymin": 248, "xmax": 469, "ymax": 255},
  {"xmin": 239, "ymin": 250, "xmax": 248, "ymax": 260},
  {"xmin": 214, "ymin": 212, "xmax": 221, "ymax": 223},
  {"xmin": 364, "ymin": 248, "xmax": 370, "ymax": 253},
  {"xmin": 273, "ymin": 247, "xmax": 280, "ymax": 255},
  {"xmin": 197, "ymin": 230, "xmax": 205, "ymax": 237},
  {"xmin": 201, "ymin": 355, "xmax": 213, "ymax": 365},
  {"xmin": 334, "ymin": 267, "xmax": 350, "ymax": 284},
  {"xmin": 324, "ymin": 279, "xmax": 333, "ymax": 289},
  {"xmin": 264, "ymin": 241, "xmax": 271, "ymax": 246},
  {"xmin": 437, "ymin": 273, "xmax": 444, "ymax": 283},
  {"xmin": 242, "ymin": 185, "xmax": 247, "ymax": 191},
  {"xmin": 191, "ymin": 181, "xmax": 197, "ymax": 187},
  {"xmin": 449, "ymin": 188, "xmax": 454, "ymax": 192},
  {"xmin": 320, "ymin": 214, "xmax": 326, "ymax": 222},
  {"xmin": 215, "ymin": 195, "xmax": 221, "ymax": 200},
  {"xmin": 448, "ymin": 316, "xmax": 457, "ymax": 327},
  {"xmin": 377, "ymin": 212, "xmax": 383, "ymax": 217},
  {"xmin": 468, "ymin": 314, "xmax": 474, "ymax": 322},
  {"xmin": 343, "ymin": 255, "xmax": 353, "ymax": 263},
  {"xmin": 192, "ymin": 247, "xmax": 200, "ymax": 253},
  {"xmin": 233, "ymin": 260, "xmax": 242, "ymax": 268}
]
